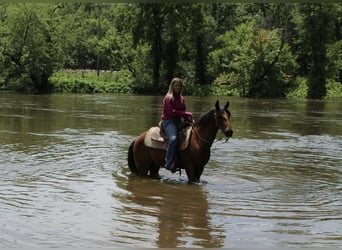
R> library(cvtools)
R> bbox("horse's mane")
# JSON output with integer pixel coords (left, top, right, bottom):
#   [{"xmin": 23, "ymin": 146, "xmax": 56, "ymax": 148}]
[{"xmin": 195, "ymin": 109, "xmax": 215, "ymax": 127}]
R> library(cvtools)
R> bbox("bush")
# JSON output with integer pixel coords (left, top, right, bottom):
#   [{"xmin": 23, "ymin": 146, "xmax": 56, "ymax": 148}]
[
  {"xmin": 287, "ymin": 77, "xmax": 342, "ymax": 98},
  {"xmin": 286, "ymin": 77, "xmax": 308, "ymax": 98},
  {"xmin": 326, "ymin": 80, "xmax": 342, "ymax": 98},
  {"xmin": 49, "ymin": 69, "xmax": 134, "ymax": 94}
]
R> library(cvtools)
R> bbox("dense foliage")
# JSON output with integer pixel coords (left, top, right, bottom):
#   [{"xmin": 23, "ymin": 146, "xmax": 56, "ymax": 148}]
[{"xmin": 0, "ymin": 3, "xmax": 341, "ymax": 98}]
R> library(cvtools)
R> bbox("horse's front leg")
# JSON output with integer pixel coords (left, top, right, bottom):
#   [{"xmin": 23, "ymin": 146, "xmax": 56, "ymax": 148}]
[
  {"xmin": 184, "ymin": 165, "xmax": 196, "ymax": 184},
  {"xmin": 194, "ymin": 165, "xmax": 204, "ymax": 183},
  {"xmin": 149, "ymin": 164, "xmax": 161, "ymax": 178},
  {"xmin": 184, "ymin": 164, "xmax": 204, "ymax": 183}
]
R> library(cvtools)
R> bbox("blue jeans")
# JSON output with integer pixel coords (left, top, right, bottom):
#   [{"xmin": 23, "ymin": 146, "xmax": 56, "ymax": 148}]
[{"xmin": 162, "ymin": 119, "xmax": 180, "ymax": 168}]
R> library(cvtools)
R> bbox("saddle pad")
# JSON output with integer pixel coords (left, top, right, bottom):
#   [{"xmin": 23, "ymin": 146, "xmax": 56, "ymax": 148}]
[{"xmin": 144, "ymin": 126, "xmax": 192, "ymax": 150}]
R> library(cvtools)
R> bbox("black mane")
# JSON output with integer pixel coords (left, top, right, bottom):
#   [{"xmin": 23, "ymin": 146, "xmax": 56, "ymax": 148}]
[{"xmin": 195, "ymin": 109, "xmax": 215, "ymax": 127}]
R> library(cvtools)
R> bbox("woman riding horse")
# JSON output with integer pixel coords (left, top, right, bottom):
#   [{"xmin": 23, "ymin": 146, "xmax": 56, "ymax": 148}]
[
  {"xmin": 128, "ymin": 100, "xmax": 233, "ymax": 183},
  {"xmin": 161, "ymin": 77, "xmax": 192, "ymax": 172}
]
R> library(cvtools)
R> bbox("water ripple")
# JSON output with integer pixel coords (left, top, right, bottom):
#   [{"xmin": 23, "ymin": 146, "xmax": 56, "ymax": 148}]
[{"xmin": 1, "ymin": 95, "xmax": 341, "ymax": 247}]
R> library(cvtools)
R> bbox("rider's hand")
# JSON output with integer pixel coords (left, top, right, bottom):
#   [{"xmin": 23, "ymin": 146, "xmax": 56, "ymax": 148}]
[
  {"xmin": 184, "ymin": 111, "xmax": 192, "ymax": 119},
  {"xmin": 184, "ymin": 111, "xmax": 193, "ymax": 123}
]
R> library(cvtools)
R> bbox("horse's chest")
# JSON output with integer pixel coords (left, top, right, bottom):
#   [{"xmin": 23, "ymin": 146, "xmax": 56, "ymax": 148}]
[{"xmin": 191, "ymin": 147, "xmax": 211, "ymax": 165}]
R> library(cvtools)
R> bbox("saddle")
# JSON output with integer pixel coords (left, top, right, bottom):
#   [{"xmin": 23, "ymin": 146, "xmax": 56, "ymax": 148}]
[{"xmin": 144, "ymin": 125, "xmax": 192, "ymax": 150}]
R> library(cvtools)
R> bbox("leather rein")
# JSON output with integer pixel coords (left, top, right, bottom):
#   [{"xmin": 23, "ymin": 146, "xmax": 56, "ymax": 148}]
[
  {"xmin": 191, "ymin": 110, "xmax": 229, "ymax": 145},
  {"xmin": 192, "ymin": 125, "xmax": 212, "ymax": 145}
]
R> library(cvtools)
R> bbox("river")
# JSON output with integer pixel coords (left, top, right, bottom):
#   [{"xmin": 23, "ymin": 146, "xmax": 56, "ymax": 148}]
[{"xmin": 0, "ymin": 92, "xmax": 341, "ymax": 247}]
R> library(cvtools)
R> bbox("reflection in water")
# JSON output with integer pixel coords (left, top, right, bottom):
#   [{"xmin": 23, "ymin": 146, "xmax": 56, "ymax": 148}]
[{"xmin": 115, "ymin": 176, "xmax": 224, "ymax": 248}]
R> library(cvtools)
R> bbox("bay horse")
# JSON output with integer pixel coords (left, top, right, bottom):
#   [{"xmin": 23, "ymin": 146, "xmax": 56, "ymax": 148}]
[{"xmin": 127, "ymin": 100, "xmax": 233, "ymax": 183}]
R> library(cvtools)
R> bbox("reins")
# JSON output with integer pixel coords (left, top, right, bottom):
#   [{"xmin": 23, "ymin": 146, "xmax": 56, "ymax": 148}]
[
  {"xmin": 191, "ymin": 110, "xmax": 230, "ymax": 145},
  {"xmin": 192, "ymin": 125, "xmax": 212, "ymax": 145}
]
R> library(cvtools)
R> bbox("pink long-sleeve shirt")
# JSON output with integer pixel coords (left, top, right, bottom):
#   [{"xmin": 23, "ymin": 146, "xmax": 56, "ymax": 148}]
[{"xmin": 161, "ymin": 94, "xmax": 187, "ymax": 120}]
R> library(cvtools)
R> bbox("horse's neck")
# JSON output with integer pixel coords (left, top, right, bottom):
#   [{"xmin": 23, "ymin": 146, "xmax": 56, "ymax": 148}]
[{"xmin": 194, "ymin": 119, "xmax": 218, "ymax": 146}]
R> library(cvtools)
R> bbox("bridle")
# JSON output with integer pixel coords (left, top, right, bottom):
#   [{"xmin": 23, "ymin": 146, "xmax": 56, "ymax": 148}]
[
  {"xmin": 192, "ymin": 109, "xmax": 231, "ymax": 145},
  {"xmin": 192, "ymin": 125, "xmax": 212, "ymax": 145}
]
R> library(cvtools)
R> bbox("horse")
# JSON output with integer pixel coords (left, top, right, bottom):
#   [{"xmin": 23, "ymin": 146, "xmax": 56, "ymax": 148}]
[{"xmin": 127, "ymin": 100, "xmax": 233, "ymax": 183}]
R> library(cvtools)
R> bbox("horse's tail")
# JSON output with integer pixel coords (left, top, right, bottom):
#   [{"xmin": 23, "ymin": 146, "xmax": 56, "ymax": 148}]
[{"xmin": 128, "ymin": 140, "xmax": 138, "ymax": 174}]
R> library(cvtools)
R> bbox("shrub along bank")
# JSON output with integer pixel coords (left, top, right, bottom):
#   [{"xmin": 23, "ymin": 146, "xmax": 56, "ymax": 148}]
[{"xmin": 49, "ymin": 69, "xmax": 342, "ymax": 98}]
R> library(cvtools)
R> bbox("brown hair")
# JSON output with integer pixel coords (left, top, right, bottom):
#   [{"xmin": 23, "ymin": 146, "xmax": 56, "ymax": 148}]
[{"xmin": 165, "ymin": 77, "xmax": 183, "ymax": 102}]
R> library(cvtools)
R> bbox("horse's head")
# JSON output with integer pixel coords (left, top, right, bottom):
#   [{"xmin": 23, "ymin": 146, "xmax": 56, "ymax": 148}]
[{"xmin": 215, "ymin": 100, "xmax": 233, "ymax": 138}]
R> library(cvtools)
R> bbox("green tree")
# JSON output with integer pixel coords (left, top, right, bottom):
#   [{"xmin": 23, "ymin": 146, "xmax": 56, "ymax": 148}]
[
  {"xmin": 326, "ymin": 4, "xmax": 342, "ymax": 86},
  {"xmin": 133, "ymin": 4, "xmax": 167, "ymax": 86},
  {"xmin": 165, "ymin": 4, "xmax": 209, "ymax": 86},
  {"xmin": 294, "ymin": 3, "xmax": 335, "ymax": 99},
  {"xmin": 0, "ymin": 4, "xmax": 61, "ymax": 93},
  {"xmin": 0, "ymin": 3, "xmax": 341, "ymax": 97},
  {"xmin": 209, "ymin": 20, "xmax": 298, "ymax": 97},
  {"xmin": 51, "ymin": 3, "xmax": 98, "ymax": 70},
  {"xmin": 132, "ymin": 4, "xmax": 212, "ymax": 89}
]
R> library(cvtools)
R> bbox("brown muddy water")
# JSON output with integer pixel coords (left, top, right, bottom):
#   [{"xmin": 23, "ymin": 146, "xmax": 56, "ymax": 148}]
[{"xmin": 0, "ymin": 93, "xmax": 341, "ymax": 247}]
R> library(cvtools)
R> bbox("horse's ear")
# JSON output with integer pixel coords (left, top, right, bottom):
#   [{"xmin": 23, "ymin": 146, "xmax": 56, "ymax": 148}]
[
  {"xmin": 224, "ymin": 101, "xmax": 230, "ymax": 110},
  {"xmin": 215, "ymin": 100, "xmax": 220, "ymax": 111}
]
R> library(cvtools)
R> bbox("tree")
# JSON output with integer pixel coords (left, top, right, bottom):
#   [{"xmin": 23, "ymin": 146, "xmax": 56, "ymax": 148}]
[
  {"xmin": 209, "ymin": 20, "xmax": 298, "ymax": 97},
  {"xmin": 0, "ymin": 3, "xmax": 341, "ymax": 97},
  {"xmin": 133, "ymin": 4, "xmax": 167, "ymax": 86},
  {"xmin": 132, "ymin": 4, "xmax": 211, "ymax": 88},
  {"xmin": 0, "ymin": 4, "xmax": 61, "ymax": 93},
  {"xmin": 51, "ymin": 3, "xmax": 99, "ymax": 70},
  {"xmin": 294, "ymin": 4, "xmax": 335, "ymax": 99}
]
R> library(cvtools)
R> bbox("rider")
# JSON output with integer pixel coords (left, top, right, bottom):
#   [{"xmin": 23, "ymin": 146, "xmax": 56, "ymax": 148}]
[{"xmin": 161, "ymin": 77, "xmax": 192, "ymax": 172}]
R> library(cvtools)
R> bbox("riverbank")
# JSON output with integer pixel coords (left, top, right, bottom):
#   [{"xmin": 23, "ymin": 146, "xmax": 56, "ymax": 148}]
[
  {"xmin": 47, "ymin": 69, "xmax": 341, "ymax": 98},
  {"xmin": 48, "ymin": 69, "xmax": 234, "ymax": 96}
]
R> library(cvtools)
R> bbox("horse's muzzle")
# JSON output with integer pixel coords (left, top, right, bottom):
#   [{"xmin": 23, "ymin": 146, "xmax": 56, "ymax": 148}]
[{"xmin": 224, "ymin": 129, "xmax": 233, "ymax": 138}]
